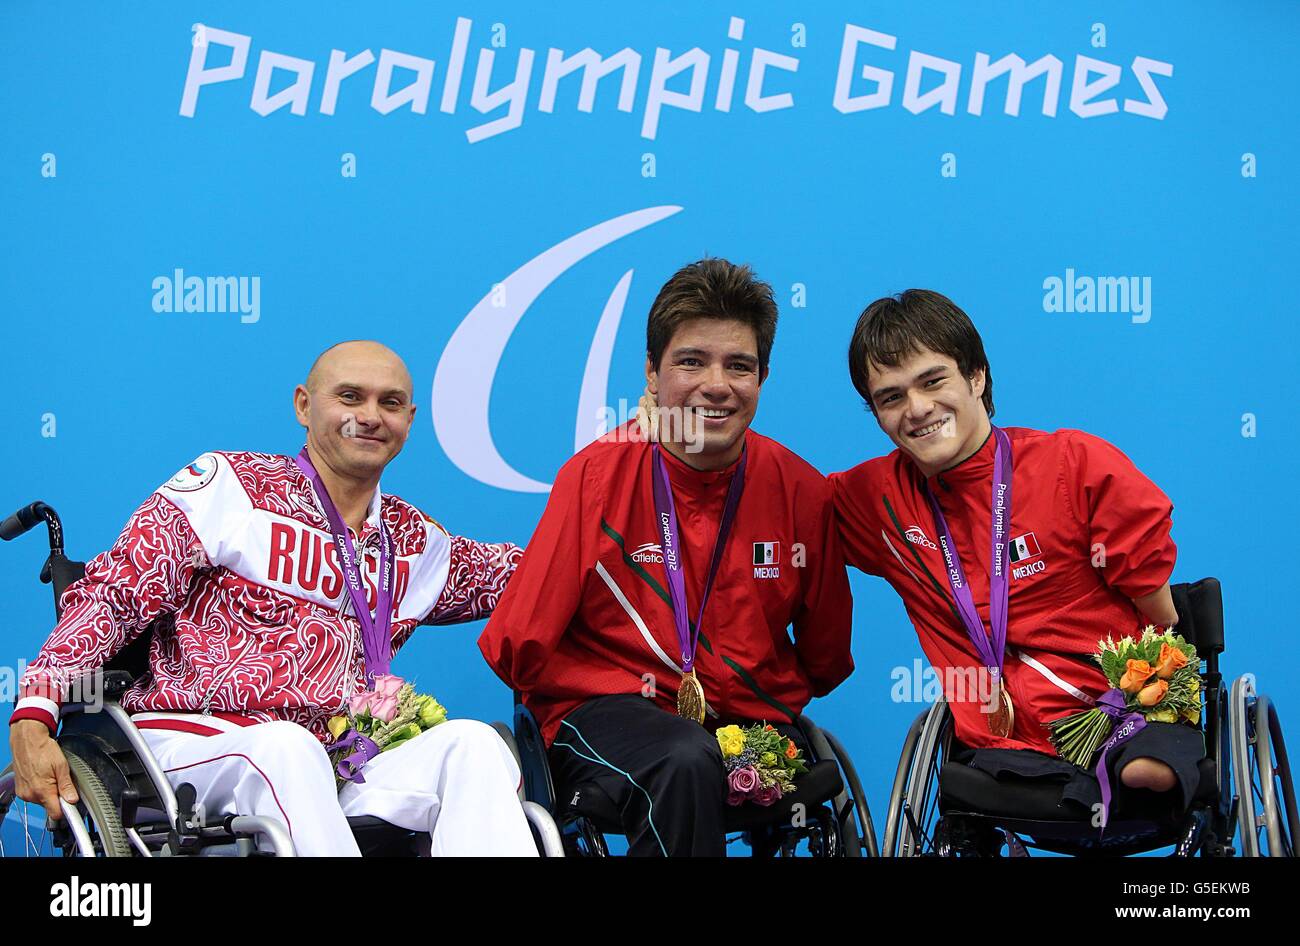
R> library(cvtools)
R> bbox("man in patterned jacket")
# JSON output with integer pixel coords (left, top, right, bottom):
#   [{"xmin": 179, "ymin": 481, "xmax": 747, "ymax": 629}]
[{"xmin": 8, "ymin": 340, "xmax": 537, "ymax": 856}]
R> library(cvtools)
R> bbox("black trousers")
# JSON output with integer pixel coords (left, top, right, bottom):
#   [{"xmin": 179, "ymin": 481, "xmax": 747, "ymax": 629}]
[{"xmin": 549, "ymin": 693, "xmax": 803, "ymax": 857}]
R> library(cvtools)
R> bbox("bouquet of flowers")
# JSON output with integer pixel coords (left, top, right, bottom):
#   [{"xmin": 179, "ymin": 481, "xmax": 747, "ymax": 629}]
[
  {"xmin": 1048, "ymin": 626, "xmax": 1201, "ymax": 768},
  {"xmin": 326, "ymin": 673, "xmax": 448, "ymax": 786},
  {"xmin": 716, "ymin": 723, "xmax": 808, "ymax": 806}
]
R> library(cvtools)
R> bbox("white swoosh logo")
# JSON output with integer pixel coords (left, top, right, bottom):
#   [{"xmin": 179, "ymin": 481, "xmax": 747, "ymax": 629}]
[{"xmin": 432, "ymin": 205, "xmax": 682, "ymax": 492}]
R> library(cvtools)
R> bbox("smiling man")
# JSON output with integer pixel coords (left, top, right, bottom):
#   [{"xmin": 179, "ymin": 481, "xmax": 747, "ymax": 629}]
[
  {"xmin": 829, "ymin": 290, "xmax": 1205, "ymax": 826},
  {"xmin": 8, "ymin": 340, "xmax": 537, "ymax": 856},
  {"xmin": 480, "ymin": 258, "xmax": 853, "ymax": 856}
]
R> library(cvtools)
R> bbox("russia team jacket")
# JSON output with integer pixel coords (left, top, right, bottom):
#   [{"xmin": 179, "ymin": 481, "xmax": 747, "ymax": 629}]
[
  {"xmin": 11, "ymin": 450, "xmax": 520, "ymax": 742},
  {"xmin": 479, "ymin": 423, "xmax": 855, "ymax": 746}
]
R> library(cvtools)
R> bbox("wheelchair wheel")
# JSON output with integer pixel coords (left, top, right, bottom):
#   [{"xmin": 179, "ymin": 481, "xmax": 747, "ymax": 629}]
[
  {"xmin": 883, "ymin": 701, "xmax": 948, "ymax": 857},
  {"xmin": 1229, "ymin": 675, "xmax": 1298, "ymax": 857},
  {"xmin": 0, "ymin": 752, "xmax": 133, "ymax": 857},
  {"xmin": 821, "ymin": 727, "xmax": 878, "ymax": 857}
]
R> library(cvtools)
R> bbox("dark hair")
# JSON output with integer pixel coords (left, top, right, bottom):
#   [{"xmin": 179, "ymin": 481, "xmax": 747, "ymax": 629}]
[
  {"xmin": 847, "ymin": 289, "xmax": 995, "ymax": 417},
  {"xmin": 646, "ymin": 258, "xmax": 778, "ymax": 376}
]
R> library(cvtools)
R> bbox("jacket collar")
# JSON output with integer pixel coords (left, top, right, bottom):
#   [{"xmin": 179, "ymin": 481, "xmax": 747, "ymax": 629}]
[{"xmin": 920, "ymin": 426, "xmax": 995, "ymax": 494}]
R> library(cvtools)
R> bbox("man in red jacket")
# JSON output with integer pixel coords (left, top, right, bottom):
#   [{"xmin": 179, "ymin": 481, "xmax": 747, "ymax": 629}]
[
  {"xmin": 830, "ymin": 290, "xmax": 1204, "ymax": 823},
  {"xmin": 480, "ymin": 258, "xmax": 854, "ymax": 856}
]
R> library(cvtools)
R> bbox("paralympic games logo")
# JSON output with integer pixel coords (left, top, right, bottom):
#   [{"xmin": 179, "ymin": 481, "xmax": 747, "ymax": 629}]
[{"xmin": 430, "ymin": 205, "xmax": 682, "ymax": 493}]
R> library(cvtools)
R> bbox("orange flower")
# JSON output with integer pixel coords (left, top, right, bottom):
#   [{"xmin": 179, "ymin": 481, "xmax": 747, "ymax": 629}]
[
  {"xmin": 764, "ymin": 724, "xmax": 774, "ymax": 731},
  {"xmin": 1119, "ymin": 659, "xmax": 1155, "ymax": 694},
  {"xmin": 1137, "ymin": 679, "xmax": 1169, "ymax": 707},
  {"xmin": 785, "ymin": 740, "xmax": 798, "ymax": 759},
  {"xmin": 1154, "ymin": 643, "xmax": 1188, "ymax": 679}
]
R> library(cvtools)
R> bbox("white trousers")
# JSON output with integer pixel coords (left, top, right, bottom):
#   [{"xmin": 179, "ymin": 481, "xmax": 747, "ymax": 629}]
[{"xmin": 138, "ymin": 718, "xmax": 537, "ymax": 856}]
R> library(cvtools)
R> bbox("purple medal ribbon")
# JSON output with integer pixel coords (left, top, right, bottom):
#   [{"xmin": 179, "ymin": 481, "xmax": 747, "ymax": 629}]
[
  {"xmin": 922, "ymin": 427, "xmax": 1013, "ymax": 713},
  {"xmin": 295, "ymin": 448, "xmax": 395, "ymax": 685},
  {"xmin": 1093, "ymin": 688, "xmax": 1147, "ymax": 832},
  {"xmin": 325, "ymin": 729, "xmax": 381, "ymax": 784},
  {"xmin": 650, "ymin": 445, "xmax": 747, "ymax": 676}
]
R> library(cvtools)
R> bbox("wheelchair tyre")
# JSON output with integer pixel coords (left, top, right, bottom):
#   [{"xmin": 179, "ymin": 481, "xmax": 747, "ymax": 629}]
[
  {"xmin": 1229, "ymin": 675, "xmax": 1297, "ymax": 857},
  {"xmin": 883, "ymin": 702, "xmax": 947, "ymax": 857},
  {"xmin": 821, "ymin": 728, "xmax": 876, "ymax": 857},
  {"xmin": 0, "ymin": 752, "xmax": 132, "ymax": 857},
  {"xmin": 64, "ymin": 751, "xmax": 133, "ymax": 856}
]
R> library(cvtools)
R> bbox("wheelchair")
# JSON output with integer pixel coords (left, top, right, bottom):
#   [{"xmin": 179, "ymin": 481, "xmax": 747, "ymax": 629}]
[
  {"xmin": 882, "ymin": 577, "xmax": 1297, "ymax": 857},
  {"xmin": 511, "ymin": 690, "xmax": 878, "ymax": 857},
  {"xmin": 0, "ymin": 501, "xmax": 565, "ymax": 857}
]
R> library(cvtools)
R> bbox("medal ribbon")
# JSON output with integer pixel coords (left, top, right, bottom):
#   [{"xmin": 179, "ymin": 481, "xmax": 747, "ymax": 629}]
[
  {"xmin": 651, "ymin": 445, "xmax": 747, "ymax": 674},
  {"xmin": 295, "ymin": 448, "xmax": 394, "ymax": 685},
  {"xmin": 1093, "ymin": 688, "xmax": 1147, "ymax": 833},
  {"xmin": 922, "ymin": 427, "xmax": 1013, "ymax": 695}
]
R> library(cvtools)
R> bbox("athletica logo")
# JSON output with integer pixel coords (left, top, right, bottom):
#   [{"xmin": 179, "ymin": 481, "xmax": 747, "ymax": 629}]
[
  {"xmin": 431, "ymin": 206, "xmax": 683, "ymax": 493},
  {"xmin": 629, "ymin": 542, "xmax": 663, "ymax": 564},
  {"xmin": 904, "ymin": 526, "xmax": 938, "ymax": 550}
]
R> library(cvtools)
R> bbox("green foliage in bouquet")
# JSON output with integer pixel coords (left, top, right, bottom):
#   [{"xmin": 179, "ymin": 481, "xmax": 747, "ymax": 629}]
[{"xmin": 1048, "ymin": 626, "xmax": 1201, "ymax": 768}]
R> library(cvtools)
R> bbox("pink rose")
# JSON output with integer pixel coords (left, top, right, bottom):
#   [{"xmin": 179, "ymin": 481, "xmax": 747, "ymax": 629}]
[
  {"xmin": 373, "ymin": 674, "xmax": 405, "ymax": 698},
  {"xmin": 727, "ymin": 766, "xmax": 759, "ymax": 797},
  {"xmin": 753, "ymin": 783, "xmax": 782, "ymax": 807},
  {"xmin": 348, "ymin": 691, "xmax": 376, "ymax": 717},
  {"xmin": 371, "ymin": 694, "xmax": 400, "ymax": 723}
]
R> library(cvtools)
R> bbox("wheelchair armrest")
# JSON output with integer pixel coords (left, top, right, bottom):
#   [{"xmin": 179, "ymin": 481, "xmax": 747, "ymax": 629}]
[{"xmin": 57, "ymin": 668, "xmax": 135, "ymax": 709}]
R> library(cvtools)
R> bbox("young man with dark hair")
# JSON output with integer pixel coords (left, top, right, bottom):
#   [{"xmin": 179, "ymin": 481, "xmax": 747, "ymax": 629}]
[
  {"xmin": 830, "ymin": 290, "xmax": 1204, "ymax": 823},
  {"xmin": 480, "ymin": 258, "xmax": 853, "ymax": 856}
]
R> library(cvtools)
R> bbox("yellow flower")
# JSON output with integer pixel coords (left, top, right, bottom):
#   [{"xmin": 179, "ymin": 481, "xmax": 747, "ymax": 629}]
[
  {"xmin": 716, "ymin": 725, "xmax": 745, "ymax": 758},
  {"xmin": 327, "ymin": 715, "xmax": 349, "ymax": 740},
  {"xmin": 1182, "ymin": 706, "xmax": 1201, "ymax": 724},
  {"xmin": 760, "ymin": 752, "xmax": 777, "ymax": 767},
  {"xmin": 1145, "ymin": 708, "xmax": 1178, "ymax": 724},
  {"xmin": 1188, "ymin": 678, "xmax": 1200, "ymax": 696}
]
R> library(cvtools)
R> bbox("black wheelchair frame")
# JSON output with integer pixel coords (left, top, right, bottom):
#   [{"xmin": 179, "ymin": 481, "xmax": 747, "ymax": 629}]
[
  {"xmin": 511, "ymin": 690, "xmax": 879, "ymax": 857},
  {"xmin": 882, "ymin": 577, "xmax": 1297, "ymax": 858}
]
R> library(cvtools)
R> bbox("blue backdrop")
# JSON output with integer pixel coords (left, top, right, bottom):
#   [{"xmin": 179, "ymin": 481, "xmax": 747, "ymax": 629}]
[{"xmin": 3, "ymin": 1, "xmax": 1296, "ymax": 852}]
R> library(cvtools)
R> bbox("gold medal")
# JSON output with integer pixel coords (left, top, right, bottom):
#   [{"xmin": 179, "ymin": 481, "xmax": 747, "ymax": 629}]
[
  {"xmin": 987, "ymin": 681, "xmax": 1014, "ymax": 738},
  {"xmin": 676, "ymin": 670, "xmax": 707, "ymax": 724}
]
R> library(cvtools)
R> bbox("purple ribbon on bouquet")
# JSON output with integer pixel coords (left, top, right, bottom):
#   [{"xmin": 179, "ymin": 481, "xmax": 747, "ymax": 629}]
[
  {"xmin": 327, "ymin": 729, "xmax": 381, "ymax": 784},
  {"xmin": 1094, "ymin": 688, "xmax": 1147, "ymax": 832}
]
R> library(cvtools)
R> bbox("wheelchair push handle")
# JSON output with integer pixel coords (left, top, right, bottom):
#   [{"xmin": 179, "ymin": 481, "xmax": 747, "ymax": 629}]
[
  {"xmin": 1, "ymin": 499, "xmax": 64, "ymax": 554},
  {"xmin": 1, "ymin": 501, "xmax": 53, "ymax": 541}
]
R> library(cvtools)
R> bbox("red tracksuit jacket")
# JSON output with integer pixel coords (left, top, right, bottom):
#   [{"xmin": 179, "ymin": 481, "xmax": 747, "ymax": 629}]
[
  {"xmin": 479, "ymin": 423, "xmax": 855, "ymax": 746},
  {"xmin": 830, "ymin": 427, "xmax": 1176, "ymax": 754}
]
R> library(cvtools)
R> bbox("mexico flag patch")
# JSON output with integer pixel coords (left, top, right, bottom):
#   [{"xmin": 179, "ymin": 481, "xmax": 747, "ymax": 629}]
[
  {"xmin": 1009, "ymin": 532, "xmax": 1041, "ymax": 563},
  {"xmin": 753, "ymin": 542, "xmax": 780, "ymax": 565}
]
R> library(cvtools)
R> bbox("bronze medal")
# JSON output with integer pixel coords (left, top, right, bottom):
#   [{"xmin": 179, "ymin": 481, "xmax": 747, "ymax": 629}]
[
  {"xmin": 987, "ymin": 682, "xmax": 1014, "ymax": 738},
  {"xmin": 676, "ymin": 670, "xmax": 707, "ymax": 724}
]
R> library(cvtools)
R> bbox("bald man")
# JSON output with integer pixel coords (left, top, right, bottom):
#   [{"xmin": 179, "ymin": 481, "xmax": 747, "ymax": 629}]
[{"xmin": 8, "ymin": 341, "xmax": 537, "ymax": 856}]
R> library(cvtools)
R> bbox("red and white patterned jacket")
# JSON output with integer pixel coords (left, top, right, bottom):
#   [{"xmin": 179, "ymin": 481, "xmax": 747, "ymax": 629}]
[{"xmin": 10, "ymin": 450, "xmax": 520, "ymax": 743}]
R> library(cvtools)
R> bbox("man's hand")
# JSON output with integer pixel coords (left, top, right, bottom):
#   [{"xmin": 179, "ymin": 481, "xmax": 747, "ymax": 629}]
[
  {"xmin": 1132, "ymin": 582, "xmax": 1179, "ymax": 628},
  {"xmin": 635, "ymin": 385, "xmax": 660, "ymax": 443},
  {"xmin": 8, "ymin": 719, "xmax": 77, "ymax": 821}
]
